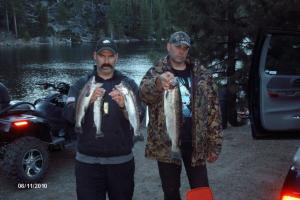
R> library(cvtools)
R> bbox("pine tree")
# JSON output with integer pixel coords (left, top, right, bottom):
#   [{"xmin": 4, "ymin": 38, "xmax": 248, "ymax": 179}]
[
  {"xmin": 137, "ymin": 0, "xmax": 153, "ymax": 39},
  {"xmin": 37, "ymin": 3, "xmax": 48, "ymax": 37}
]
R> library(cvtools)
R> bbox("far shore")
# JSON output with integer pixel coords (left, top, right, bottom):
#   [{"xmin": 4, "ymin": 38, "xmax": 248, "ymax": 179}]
[{"xmin": 0, "ymin": 36, "xmax": 164, "ymax": 48}]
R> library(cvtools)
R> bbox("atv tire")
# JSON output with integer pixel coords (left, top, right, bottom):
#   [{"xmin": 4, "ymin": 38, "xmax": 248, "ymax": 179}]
[{"xmin": 2, "ymin": 136, "xmax": 49, "ymax": 183}]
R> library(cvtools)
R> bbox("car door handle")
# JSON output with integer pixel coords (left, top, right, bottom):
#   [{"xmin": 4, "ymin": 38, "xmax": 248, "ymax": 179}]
[{"xmin": 283, "ymin": 91, "xmax": 297, "ymax": 96}]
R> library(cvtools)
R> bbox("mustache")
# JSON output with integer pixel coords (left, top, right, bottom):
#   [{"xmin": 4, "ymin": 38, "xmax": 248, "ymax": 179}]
[{"xmin": 101, "ymin": 64, "xmax": 113, "ymax": 68}]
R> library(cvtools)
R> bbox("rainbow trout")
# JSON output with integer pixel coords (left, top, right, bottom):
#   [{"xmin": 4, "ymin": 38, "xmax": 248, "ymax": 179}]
[
  {"xmin": 75, "ymin": 76, "xmax": 98, "ymax": 133},
  {"xmin": 115, "ymin": 81, "xmax": 142, "ymax": 140},
  {"xmin": 163, "ymin": 82, "xmax": 181, "ymax": 160},
  {"xmin": 93, "ymin": 83, "xmax": 104, "ymax": 138}
]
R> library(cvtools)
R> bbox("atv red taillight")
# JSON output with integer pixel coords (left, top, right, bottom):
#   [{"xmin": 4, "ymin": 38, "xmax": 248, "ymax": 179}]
[
  {"xmin": 281, "ymin": 194, "xmax": 300, "ymax": 200},
  {"xmin": 12, "ymin": 120, "xmax": 29, "ymax": 128}
]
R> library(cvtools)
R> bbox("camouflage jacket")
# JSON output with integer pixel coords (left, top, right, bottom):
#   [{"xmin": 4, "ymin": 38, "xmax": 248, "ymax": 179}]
[{"xmin": 139, "ymin": 56, "xmax": 223, "ymax": 166}]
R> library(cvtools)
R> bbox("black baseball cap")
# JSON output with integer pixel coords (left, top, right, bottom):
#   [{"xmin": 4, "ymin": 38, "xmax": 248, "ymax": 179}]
[{"xmin": 95, "ymin": 37, "xmax": 117, "ymax": 54}]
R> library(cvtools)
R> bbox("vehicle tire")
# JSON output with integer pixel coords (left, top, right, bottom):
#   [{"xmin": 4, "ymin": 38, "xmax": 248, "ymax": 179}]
[
  {"xmin": 2, "ymin": 136, "xmax": 49, "ymax": 183},
  {"xmin": 250, "ymin": 112, "xmax": 268, "ymax": 139},
  {"xmin": 249, "ymin": 106, "xmax": 269, "ymax": 139},
  {"xmin": 251, "ymin": 123, "xmax": 266, "ymax": 139}
]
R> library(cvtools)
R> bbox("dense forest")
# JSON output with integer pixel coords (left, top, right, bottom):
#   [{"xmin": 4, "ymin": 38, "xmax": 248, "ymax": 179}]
[
  {"xmin": 0, "ymin": 0, "xmax": 299, "ymax": 124},
  {"xmin": 0, "ymin": 0, "xmax": 298, "ymax": 62}
]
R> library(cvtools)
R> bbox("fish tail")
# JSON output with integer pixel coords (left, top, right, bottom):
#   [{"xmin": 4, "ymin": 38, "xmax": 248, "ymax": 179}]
[
  {"xmin": 95, "ymin": 131, "xmax": 104, "ymax": 139},
  {"xmin": 75, "ymin": 126, "xmax": 83, "ymax": 134},
  {"xmin": 170, "ymin": 144, "xmax": 181, "ymax": 160},
  {"xmin": 171, "ymin": 151, "xmax": 181, "ymax": 160},
  {"xmin": 134, "ymin": 128, "xmax": 140, "ymax": 136},
  {"xmin": 134, "ymin": 127, "xmax": 144, "ymax": 139},
  {"xmin": 133, "ymin": 134, "xmax": 144, "ymax": 143}
]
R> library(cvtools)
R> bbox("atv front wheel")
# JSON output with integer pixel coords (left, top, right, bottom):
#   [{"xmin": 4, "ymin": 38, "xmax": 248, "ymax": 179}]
[{"xmin": 2, "ymin": 136, "xmax": 49, "ymax": 183}]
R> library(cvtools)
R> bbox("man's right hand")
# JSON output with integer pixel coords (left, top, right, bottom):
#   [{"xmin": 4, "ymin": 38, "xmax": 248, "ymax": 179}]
[
  {"xmin": 156, "ymin": 71, "xmax": 176, "ymax": 90},
  {"xmin": 90, "ymin": 87, "xmax": 105, "ymax": 104}
]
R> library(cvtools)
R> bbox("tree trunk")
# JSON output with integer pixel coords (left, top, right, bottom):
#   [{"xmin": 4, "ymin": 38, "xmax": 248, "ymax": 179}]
[
  {"xmin": 12, "ymin": 7, "xmax": 18, "ymax": 38},
  {"xmin": 5, "ymin": 3, "xmax": 9, "ymax": 32},
  {"xmin": 227, "ymin": 38, "xmax": 238, "ymax": 126},
  {"xmin": 226, "ymin": 2, "xmax": 238, "ymax": 126},
  {"xmin": 110, "ymin": 28, "xmax": 113, "ymax": 39}
]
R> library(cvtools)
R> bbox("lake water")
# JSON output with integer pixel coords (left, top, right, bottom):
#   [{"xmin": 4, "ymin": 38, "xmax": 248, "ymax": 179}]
[{"xmin": 0, "ymin": 42, "xmax": 164, "ymax": 102}]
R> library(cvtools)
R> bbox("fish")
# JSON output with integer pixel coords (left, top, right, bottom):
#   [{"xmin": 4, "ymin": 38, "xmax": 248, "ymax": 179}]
[
  {"xmin": 163, "ymin": 80, "xmax": 182, "ymax": 160},
  {"xmin": 145, "ymin": 106, "xmax": 149, "ymax": 127},
  {"xmin": 115, "ymin": 81, "xmax": 143, "ymax": 141},
  {"xmin": 75, "ymin": 76, "xmax": 98, "ymax": 133},
  {"xmin": 93, "ymin": 83, "xmax": 104, "ymax": 138}
]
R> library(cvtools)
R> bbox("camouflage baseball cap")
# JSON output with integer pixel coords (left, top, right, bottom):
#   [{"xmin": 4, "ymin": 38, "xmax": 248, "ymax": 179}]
[
  {"xmin": 95, "ymin": 37, "xmax": 117, "ymax": 54},
  {"xmin": 169, "ymin": 31, "xmax": 191, "ymax": 47}
]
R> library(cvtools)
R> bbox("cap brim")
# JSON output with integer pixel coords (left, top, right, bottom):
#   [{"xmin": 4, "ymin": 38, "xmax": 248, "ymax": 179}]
[
  {"xmin": 96, "ymin": 47, "xmax": 117, "ymax": 54},
  {"xmin": 173, "ymin": 41, "xmax": 191, "ymax": 47}
]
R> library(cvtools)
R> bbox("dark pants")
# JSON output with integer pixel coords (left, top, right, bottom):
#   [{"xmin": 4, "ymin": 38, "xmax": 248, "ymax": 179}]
[
  {"xmin": 75, "ymin": 159, "xmax": 135, "ymax": 200},
  {"xmin": 157, "ymin": 143, "xmax": 209, "ymax": 200}
]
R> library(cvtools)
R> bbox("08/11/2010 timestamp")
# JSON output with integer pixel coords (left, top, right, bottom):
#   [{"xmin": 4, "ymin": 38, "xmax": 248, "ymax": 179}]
[{"xmin": 17, "ymin": 183, "xmax": 47, "ymax": 189}]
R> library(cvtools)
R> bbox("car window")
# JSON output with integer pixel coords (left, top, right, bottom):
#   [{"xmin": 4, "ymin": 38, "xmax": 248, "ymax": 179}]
[{"xmin": 265, "ymin": 34, "xmax": 300, "ymax": 75}]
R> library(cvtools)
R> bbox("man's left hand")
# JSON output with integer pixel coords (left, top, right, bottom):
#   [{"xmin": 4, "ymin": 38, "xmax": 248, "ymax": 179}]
[
  {"xmin": 207, "ymin": 153, "xmax": 218, "ymax": 163},
  {"xmin": 109, "ymin": 89, "xmax": 125, "ymax": 108}
]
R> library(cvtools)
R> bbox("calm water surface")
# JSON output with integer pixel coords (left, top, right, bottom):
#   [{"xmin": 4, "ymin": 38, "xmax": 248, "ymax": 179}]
[{"xmin": 0, "ymin": 42, "xmax": 164, "ymax": 102}]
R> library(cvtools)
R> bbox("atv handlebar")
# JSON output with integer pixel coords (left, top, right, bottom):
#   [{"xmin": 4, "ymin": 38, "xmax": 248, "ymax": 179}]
[{"xmin": 36, "ymin": 82, "xmax": 70, "ymax": 95}]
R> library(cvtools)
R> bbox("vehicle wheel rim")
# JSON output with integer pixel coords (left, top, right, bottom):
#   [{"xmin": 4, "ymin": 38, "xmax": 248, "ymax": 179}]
[{"xmin": 22, "ymin": 149, "xmax": 44, "ymax": 178}]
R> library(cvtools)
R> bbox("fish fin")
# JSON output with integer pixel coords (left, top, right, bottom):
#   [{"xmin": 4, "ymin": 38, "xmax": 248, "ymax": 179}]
[
  {"xmin": 165, "ymin": 90, "xmax": 169, "ymax": 98},
  {"xmin": 85, "ymin": 84, "xmax": 91, "ymax": 97},
  {"xmin": 171, "ymin": 151, "xmax": 181, "ymax": 160}
]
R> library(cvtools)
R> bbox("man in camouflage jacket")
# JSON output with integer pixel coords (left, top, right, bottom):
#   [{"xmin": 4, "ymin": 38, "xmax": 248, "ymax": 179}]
[{"xmin": 139, "ymin": 31, "xmax": 223, "ymax": 200}]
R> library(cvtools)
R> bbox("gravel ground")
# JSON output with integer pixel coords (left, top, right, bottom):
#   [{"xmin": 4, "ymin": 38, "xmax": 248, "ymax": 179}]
[{"xmin": 1, "ymin": 124, "xmax": 300, "ymax": 200}]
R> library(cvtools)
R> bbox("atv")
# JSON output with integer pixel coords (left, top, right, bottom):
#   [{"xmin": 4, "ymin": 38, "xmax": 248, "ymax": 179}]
[{"xmin": 0, "ymin": 82, "xmax": 73, "ymax": 183}]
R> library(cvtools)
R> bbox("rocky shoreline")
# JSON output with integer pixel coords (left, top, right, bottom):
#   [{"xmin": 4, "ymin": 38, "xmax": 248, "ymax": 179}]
[
  {"xmin": 0, "ymin": 36, "xmax": 72, "ymax": 47},
  {"xmin": 0, "ymin": 33, "xmax": 160, "ymax": 48}
]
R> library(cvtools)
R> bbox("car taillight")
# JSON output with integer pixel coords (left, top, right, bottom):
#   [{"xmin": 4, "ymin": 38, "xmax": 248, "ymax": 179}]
[
  {"xmin": 268, "ymin": 91, "xmax": 279, "ymax": 98},
  {"xmin": 281, "ymin": 194, "xmax": 300, "ymax": 200},
  {"xmin": 13, "ymin": 120, "xmax": 29, "ymax": 128}
]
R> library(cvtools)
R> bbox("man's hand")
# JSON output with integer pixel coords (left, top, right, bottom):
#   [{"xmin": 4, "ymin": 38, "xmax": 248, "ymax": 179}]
[
  {"xmin": 156, "ymin": 71, "xmax": 176, "ymax": 90},
  {"xmin": 90, "ymin": 87, "xmax": 106, "ymax": 104},
  {"xmin": 207, "ymin": 152, "xmax": 218, "ymax": 163},
  {"xmin": 109, "ymin": 88, "xmax": 125, "ymax": 108}
]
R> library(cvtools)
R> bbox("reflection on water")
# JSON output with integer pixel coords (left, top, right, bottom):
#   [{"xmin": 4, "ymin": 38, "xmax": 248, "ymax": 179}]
[{"xmin": 0, "ymin": 43, "xmax": 163, "ymax": 102}]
